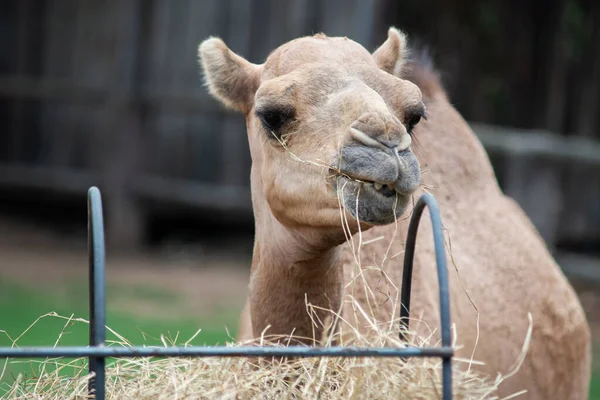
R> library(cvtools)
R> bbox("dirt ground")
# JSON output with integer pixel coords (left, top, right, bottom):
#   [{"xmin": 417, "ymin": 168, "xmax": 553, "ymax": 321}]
[
  {"xmin": 1, "ymin": 215, "xmax": 599, "ymax": 347},
  {"xmin": 0, "ymin": 217, "xmax": 251, "ymax": 320},
  {"xmin": 573, "ymin": 281, "xmax": 600, "ymax": 348}
]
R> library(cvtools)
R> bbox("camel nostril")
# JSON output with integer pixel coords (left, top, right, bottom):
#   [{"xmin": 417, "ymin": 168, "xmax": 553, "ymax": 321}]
[
  {"xmin": 395, "ymin": 134, "xmax": 412, "ymax": 152},
  {"xmin": 396, "ymin": 148, "xmax": 410, "ymax": 156},
  {"xmin": 349, "ymin": 127, "xmax": 389, "ymax": 151}
]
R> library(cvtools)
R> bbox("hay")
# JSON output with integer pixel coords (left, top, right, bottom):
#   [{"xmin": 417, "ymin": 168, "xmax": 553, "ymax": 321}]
[
  {"xmin": 1, "ymin": 172, "xmax": 532, "ymax": 399},
  {"xmin": 0, "ymin": 305, "xmax": 531, "ymax": 400}
]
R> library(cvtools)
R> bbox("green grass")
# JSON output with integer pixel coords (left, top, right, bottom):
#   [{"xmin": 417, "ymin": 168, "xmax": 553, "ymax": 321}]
[
  {"xmin": 1, "ymin": 278, "xmax": 600, "ymax": 399},
  {"xmin": 0, "ymin": 278, "xmax": 238, "ymax": 396},
  {"xmin": 591, "ymin": 369, "xmax": 600, "ymax": 400}
]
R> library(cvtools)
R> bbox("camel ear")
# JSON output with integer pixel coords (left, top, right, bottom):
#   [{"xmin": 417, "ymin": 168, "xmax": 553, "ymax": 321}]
[
  {"xmin": 198, "ymin": 37, "xmax": 261, "ymax": 113},
  {"xmin": 372, "ymin": 27, "xmax": 409, "ymax": 77}
]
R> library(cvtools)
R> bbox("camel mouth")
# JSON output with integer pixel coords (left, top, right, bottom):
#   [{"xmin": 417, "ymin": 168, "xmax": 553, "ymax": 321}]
[
  {"xmin": 330, "ymin": 170, "xmax": 402, "ymax": 197},
  {"xmin": 333, "ymin": 174, "xmax": 411, "ymax": 226},
  {"xmin": 329, "ymin": 163, "xmax": 418, "ymax": 193},
  {"xmin": 328, "ymin": 144, "xmax": 420, "ymax": 225}
]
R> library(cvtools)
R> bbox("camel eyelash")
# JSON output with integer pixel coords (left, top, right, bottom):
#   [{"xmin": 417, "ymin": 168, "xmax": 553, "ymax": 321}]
[
  {"xmin": 255, "ymin": 106, "xmax": 295, "ymax": 139},
  {"xmin": 405, "ymin": 103, "xmax": 427, "ymax": 120},
  {"xmin": 404, "ymin": 105, "xmax": 427, "ymax": 134}
]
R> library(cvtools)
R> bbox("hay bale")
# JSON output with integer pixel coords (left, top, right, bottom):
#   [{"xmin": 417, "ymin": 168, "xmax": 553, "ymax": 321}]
[{"xmin": 0, "ymin": 308, "xmax": 530, "ymax": 399}]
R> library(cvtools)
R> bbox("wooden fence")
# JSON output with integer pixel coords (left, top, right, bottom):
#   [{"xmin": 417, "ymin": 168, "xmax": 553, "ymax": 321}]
[
  {"xmin": 473, "ymin": 123, "xmax": 600, "ymax": 250},
  {"xmin": 0, "ymin": 0, "xmax": 379, "ymax": 247},
  {"xmin": 1, "ymin": 0, "xmax": 599, "ymax": 258}
]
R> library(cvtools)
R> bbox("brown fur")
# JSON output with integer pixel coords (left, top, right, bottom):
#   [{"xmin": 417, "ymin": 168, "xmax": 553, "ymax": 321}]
[{"xmin": 198, "ymin": 27, "xmax": 591, "ymax": 399}]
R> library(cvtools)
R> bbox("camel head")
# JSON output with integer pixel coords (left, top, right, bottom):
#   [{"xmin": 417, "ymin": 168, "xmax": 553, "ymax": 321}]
[{"xmin": 199, "ymin": 28, "xmax": 423, "ymax": 242}]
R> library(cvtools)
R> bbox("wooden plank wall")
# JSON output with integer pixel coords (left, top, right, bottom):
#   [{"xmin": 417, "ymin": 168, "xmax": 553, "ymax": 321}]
[
  {"xmin": 0, "ymin": 0, "xmax": 598, "ymax": 255},
  {"xmin": 0, "ymin": 0, "xmax": 378, "ymax": 248}
]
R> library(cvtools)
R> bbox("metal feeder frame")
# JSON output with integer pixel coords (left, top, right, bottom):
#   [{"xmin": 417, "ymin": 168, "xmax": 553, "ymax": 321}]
[{"xmin": 0, "ymin": 187, "xmax": 453, "ymax": 399}]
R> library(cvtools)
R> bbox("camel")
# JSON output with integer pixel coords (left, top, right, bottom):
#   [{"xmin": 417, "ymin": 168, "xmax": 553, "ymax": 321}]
[{"xmin": 198, "ymin": 28, "xmax": 591, "ymax": 399}]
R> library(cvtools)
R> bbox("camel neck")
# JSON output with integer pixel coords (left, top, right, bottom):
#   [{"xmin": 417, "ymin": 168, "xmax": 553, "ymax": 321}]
[{"xmin": 249, "ymin": 218, "xmax": 344, "ymax": 345}]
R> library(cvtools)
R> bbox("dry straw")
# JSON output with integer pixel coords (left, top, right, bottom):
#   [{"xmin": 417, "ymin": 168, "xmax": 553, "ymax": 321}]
[
  {"xmin": 1, "ymin": 141, "xmax": 532, "ymax": 399},
  {"xmin": 0, "ymin": 303, "xmax": 531, "ymax": 400}
]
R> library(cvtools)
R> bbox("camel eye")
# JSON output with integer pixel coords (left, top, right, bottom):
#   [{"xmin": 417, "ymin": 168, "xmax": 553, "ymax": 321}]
[
  {"xmin": 256, "ymin": 106, "xmax": 295, "ymax": 136},
  {"xmin": 260, "ymin": 111, "xmax": 285, "ymax": 131},
  {"xmin": 404, "ymin": 105, "xmax": 426, "ymax": 135},
  {"xmin": 405, "ymin": 113, "xmax": 421, "ymax": 134}
]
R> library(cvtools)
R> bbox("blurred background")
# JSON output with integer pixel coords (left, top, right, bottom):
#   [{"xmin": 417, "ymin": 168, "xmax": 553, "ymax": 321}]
[{"xmin": 0, "ymin": 0, "xmax": 598, "ymax": 397}]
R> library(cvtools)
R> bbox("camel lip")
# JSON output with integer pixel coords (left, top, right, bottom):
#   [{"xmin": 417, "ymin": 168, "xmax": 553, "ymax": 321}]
[
  {"xmin": 336, "ymin": 178, "xmax": 409, "ymax": 226},
  {"xmin": 361, "ymin": 181, "xmax": 396, "ymax": 197},
  {"xmin": 334, "ymin": 175, "xmax": 410, "ymax": 206},
  {"xmin": 329, "ymin": 169, "xmax": 407, "ymax": 197}
]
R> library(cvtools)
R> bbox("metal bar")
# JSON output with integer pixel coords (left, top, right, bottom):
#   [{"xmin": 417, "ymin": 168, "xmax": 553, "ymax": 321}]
[
  {"xmin": 0, "ymin": 75, "xmax": 223, "ymax": 113},
  {"xmin": 400, "ymin": 193, "xmax": 453, "ymax": 400},
  {"xmin": 88, "ymin": 187, "xmax": 106, "ymax": 400},
  {"xmin": 0, "ymin": 163, "xmax": 99, "ymax": 194},
  {"xmin": 0, "ymin": 345, "xmax": 454, "ymax": 359},
  {"xmin": 555, "ymin": 251, "xmax": 600, "ymax": 284},
  {"xmin": 134, "ymin": 175, "xmax": 252, "ymax": 213},
  {"xmin": 472, "ymin": 122, "xmax": 600, "ymax": 166},
  {"xmin": 0, "ymin": 188, "xmax": 455, "ymax": 399},
  {"xmin": 0, "ymin": 164, "xmax": 252, "ymax": 215}
]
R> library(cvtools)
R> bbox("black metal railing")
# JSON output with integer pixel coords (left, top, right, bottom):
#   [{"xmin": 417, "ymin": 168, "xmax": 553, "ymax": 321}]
[{"xmin": 0, "ymin": 187, "xmax": 454, "ymax": 400}]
